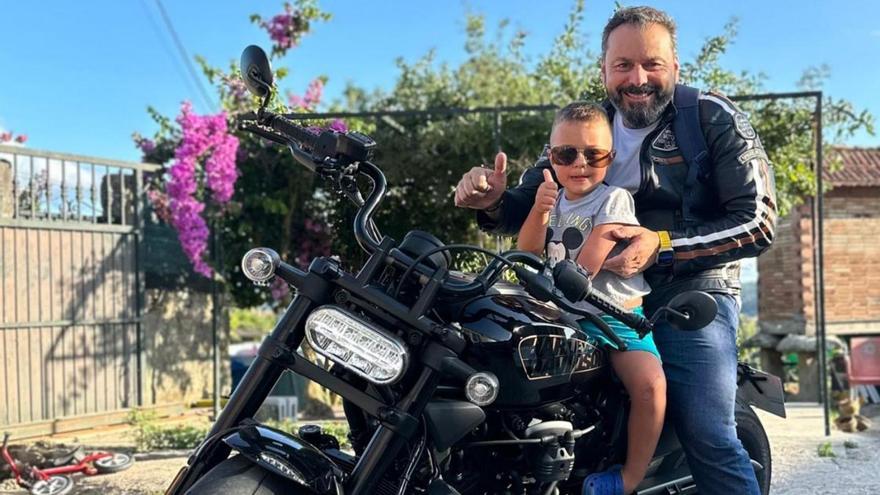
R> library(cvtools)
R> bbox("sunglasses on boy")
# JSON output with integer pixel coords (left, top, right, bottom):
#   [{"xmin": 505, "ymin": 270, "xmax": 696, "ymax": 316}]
[{"xmin": 549, "ymin": 146, "xmax": 616, "ymax": 168}]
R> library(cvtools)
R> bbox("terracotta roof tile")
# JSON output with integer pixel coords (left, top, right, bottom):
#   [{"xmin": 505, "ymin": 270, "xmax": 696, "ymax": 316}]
[{"xmin": 825, "ymin": 147, "xmax": 880, "ymax": 187}]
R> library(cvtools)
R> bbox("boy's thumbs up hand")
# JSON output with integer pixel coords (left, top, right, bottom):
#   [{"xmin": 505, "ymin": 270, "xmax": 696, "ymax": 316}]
[{"xmin": 534, "ymin": 168, "xmax": 558, "ymax": 213}]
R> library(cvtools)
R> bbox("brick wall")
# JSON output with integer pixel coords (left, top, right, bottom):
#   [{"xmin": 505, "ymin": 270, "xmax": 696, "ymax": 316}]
[
  {"xmin": 758, "ymin": 204, "xmax": 811, "ymax": 334},
  {"xmin": 758, "ymin": 187, "xmax": 880, "ymax": 336}
]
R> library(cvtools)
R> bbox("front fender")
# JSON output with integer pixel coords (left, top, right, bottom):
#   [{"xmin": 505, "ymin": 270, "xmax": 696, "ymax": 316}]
[
  {"xmin": 223, "ymin": 423, "xmax": 344, "ymax": 494},
  {"xmin": 736, "ymin": 362, "xmax": 786, "ymax": 418}
]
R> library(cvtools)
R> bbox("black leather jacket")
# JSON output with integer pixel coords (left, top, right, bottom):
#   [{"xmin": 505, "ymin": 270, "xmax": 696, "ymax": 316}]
[{"xmin": 477, "ymin": 89, "xmax": 778, "ymax": 312}]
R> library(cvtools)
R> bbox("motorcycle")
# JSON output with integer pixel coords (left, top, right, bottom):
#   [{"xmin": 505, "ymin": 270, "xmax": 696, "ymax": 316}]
[{"xmin": 165, "ymin": 45, "xmax": 786, "ymax": 495}]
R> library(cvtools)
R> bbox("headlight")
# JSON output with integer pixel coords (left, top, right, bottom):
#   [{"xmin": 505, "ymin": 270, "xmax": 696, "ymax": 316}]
[
  {"xmin": 241, "ymin": 248, "xmax": 280, "ymax": 283},
  {"xmin": 305, "ymin": 306, "xmax": 409, "ymax": 385}
]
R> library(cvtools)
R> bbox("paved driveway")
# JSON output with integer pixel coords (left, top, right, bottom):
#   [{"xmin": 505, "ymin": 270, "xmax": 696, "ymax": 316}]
[
  {"xmin": 759, "ymin": 403, "xmax": 880, "ymax": 495},
  {"xmin": 3, "ymin": 403, "xmax": 878, "ymax": 494}
]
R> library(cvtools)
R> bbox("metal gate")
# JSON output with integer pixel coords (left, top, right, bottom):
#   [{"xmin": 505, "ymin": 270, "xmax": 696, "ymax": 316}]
[{"xmin": 0, "ymin": 144, "xmax": 159, "ymax": 427}]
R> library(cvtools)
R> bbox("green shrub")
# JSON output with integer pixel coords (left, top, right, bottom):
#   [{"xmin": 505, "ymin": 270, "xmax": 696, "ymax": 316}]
[
  {"xmin": 817, "ymin": 441, "xmax": 836, "ymax": 458},
  {"xmin": 127, "ymin": 410, "xmax": 210, "ymax": 452}
]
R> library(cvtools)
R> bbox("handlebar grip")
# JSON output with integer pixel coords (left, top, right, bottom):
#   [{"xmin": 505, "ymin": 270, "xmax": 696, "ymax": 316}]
[
  {"xmin": 551, "ymin": 260, "xmax": 652, "ymax": 336},
  {"xmin": 267, "ymin": 114, "xmax": 317, "ymax": 147},
  {"xmin": 583, "ymin": 290, "xmax": 652, "ymax": 337}
]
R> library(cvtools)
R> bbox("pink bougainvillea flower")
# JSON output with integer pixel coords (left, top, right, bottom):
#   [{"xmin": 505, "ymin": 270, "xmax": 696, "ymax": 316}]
[
  {"xmin": 14, "ymin": 134, "xmax": 27, "ymax": 144},
  {"xmin": 270, "ymin": 277, "xmax": 291, "ymax": 302},
  {"xmin": 259, "ymin": 2, "xmax": 303, "ymax": 54},
  {"xmin": 288, "ymin": 78, "xmax": 324, "ymax": 112},
  {"xmin": 303, "ymin": 79, "xmax": 323, "ymax": 108},
  {"xmin": 328, "ymin": 119, "xmax": 348, "ymax": 133},
  {"xmin": 165, "ymin": 101, "xmax": 240, "ymax": 277}
]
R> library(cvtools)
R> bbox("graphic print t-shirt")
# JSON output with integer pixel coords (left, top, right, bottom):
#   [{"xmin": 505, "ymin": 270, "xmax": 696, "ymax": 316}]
[{"xmin": 546, "ymin": 183, "xmax": 651, "ymax": 314}]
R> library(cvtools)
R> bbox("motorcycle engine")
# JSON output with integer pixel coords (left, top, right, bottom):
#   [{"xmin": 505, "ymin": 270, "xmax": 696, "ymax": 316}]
[{"xmin": 523, "ymin": 420, "xmax": 576, "ymax": 483}]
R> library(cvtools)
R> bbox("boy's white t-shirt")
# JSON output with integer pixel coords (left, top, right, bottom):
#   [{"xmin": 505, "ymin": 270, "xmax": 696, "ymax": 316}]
[
  {"xmin": 546, "ymin": 182, "xmax": 651, "ymax": 314},
  {"xmin": 603, "ymin": 111, "xmax": 659, "ymax": 194}
]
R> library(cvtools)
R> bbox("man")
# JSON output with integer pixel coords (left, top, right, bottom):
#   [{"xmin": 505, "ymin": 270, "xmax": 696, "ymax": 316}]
[{"xmin": 454, "ymin": 6, "xmax": 776, "ymax": 495}]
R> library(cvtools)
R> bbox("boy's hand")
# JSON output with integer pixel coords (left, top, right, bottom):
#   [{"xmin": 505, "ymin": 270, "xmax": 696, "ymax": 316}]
[{"xmin": 533, "ymin": 169, "xmax": 558, "ymax": 213}]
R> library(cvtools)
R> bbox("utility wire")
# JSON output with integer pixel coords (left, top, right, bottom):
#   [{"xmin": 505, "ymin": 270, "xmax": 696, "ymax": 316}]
[
  {"xmin": 138, "ymin": 0, "xmax": 204, "ymax": 107},
  {"xmin": 152, "ymin": 0, "xmax": 217, "ymax": 112}
]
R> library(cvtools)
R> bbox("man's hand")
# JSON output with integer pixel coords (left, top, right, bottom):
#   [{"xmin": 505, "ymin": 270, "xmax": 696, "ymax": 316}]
[
  {"xmin": 603, "ymin": 226, "xmax": 661, "ymax": 278},
  {"xmin": 454, "ymin": 152, "xmax": 508, "ymax": 209},
  {"xmin": 533, "ymin": 169, "xmax": 558, "ymax": 213}
]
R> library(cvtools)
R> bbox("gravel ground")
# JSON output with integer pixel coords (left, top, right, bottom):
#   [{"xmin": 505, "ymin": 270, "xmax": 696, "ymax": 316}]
[
  {"xmin": 2, "ymin": 403, "xmax": 878, "ymax": 494},
  {"xmin": 757, "ymin": 403, "xmax": 880, "ymax": 495}
]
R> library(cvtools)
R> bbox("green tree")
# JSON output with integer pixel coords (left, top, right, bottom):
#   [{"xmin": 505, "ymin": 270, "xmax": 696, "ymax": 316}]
[
  {"xmin": 138, "ymin": 0, "xmax": 873, "ymax": 309},
  {"xmin": 335, "ymin": 5, "xmax": 873, "ymax": 251}
]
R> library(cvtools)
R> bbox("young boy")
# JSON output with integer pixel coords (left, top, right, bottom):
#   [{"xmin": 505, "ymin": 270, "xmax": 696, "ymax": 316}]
[{"xmin": 517, "ymin": 102, "xmax": 666, "ymax": 495}]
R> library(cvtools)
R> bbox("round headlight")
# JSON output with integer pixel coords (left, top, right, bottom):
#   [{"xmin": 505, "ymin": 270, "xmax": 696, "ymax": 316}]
[
  {"xmin": 241, "ymin": 248, "xmax": 280, "ymax": 283},
  {"xmin": 465, "ymin": 372, "xmax": 500, "ymax": 406}
]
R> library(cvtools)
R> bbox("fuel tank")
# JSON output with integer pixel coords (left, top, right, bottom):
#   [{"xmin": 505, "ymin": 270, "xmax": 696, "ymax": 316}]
[{"xmin": 456, "ymin": 282, "xmax": 609, "ymax": 407}]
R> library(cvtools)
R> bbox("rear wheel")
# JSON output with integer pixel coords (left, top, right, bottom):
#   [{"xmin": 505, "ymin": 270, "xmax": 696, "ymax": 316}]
[
  {"xmin": 185, "ymin": 455, "xmax": 315, "ymax": 494},
  {"xmin": 94, "ymin": 452, "xmax": 134, "ymax": 474},
  {"xmin": 735, "ymin": 402, "xmax": 772, "ymax": 495}
]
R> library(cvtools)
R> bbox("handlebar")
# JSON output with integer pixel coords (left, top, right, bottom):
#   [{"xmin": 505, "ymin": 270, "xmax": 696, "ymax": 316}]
[{"xmin": 238, "ymin": 110, "xmax": 652, "ymax": 335}]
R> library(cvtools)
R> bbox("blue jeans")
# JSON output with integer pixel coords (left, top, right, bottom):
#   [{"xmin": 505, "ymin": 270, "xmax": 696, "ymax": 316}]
[{"xmin": 651, "ymin": 293, "xmax": 760, "ymax": 495}]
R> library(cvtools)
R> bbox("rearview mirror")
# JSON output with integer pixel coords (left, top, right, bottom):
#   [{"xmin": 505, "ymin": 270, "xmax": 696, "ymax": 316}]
[
  {"xmin": 240, "ymin": 45, "xmax": 273, "ymax": 97},
  {"xmin": 662, "ymin": 291, "xmax": 718, "ymax": 331}
]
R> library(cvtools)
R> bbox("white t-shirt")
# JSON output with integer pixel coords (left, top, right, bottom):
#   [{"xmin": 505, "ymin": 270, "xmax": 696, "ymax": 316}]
[
  {"xmin": 546, "ymin": 183, "xmax": 651, "ymax": 314},
  {"xmin": 603, "ymin": 111, "xmax": 659, "ymax": 194}
]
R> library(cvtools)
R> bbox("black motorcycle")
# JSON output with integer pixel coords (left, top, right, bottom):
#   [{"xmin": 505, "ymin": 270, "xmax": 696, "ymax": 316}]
[{"xmin": 165, "ymin": 45, "xmax": 786, "ymax": 495}]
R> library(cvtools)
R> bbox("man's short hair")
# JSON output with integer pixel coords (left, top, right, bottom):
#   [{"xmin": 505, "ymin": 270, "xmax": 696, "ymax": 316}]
[
  {"xmin": 601, "ymin": 6, "xmax": 678, "ymax": 61},
  {"xmin": 553, "ymin": 101, "xmax": 610, "ymax": 129}
]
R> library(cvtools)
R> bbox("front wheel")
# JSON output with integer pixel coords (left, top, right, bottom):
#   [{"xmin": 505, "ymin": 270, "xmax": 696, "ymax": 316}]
[
  {"xmin": 735, "ymin": 402, "xmax": 772, "ymax": 495},
  {"xmin": 29, "ymin": 475, "xmax": 74, "ymax": 495},
  {"xmin": 185, "ymin": 455, "xmax": 315, "ymax": 494}
]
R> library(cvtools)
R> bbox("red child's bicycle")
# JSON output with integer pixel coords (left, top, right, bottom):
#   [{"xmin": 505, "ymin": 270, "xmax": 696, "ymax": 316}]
[{"xmin": 2, "ymin": 432, "xmax": 134, "ymax": 495}]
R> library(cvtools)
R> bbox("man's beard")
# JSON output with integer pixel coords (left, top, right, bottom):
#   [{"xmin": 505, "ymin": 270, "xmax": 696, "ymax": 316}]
[{"xmin": 608, "ymin": 82, "xmax": 674, "ymax": 128}]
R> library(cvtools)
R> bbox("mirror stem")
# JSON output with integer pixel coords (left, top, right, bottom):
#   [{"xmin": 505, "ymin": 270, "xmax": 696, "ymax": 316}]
[
  {"xmin": 664, "ymin": 307, "xmax": 691, "ymax": 321},
  {"xmin": 649, "ymin": 306, "xmax": 692, "ymax": 325}
]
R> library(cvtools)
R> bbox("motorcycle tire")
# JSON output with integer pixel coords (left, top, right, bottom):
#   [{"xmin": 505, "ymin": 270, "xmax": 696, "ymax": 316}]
[
  {"xmin": 94, "ymin": 452, "xmax": 135, "ymax": 474},
  {"xmin": 735, "ymin": 402, "xmax": 772, "ymax": 495},
  {"xmin": 185, "ymin": 454, "xmax": 315, "ymax": 494},
  {"xmin": 29, "ymin": 475, "xmax": 74, "ymax": 495}
]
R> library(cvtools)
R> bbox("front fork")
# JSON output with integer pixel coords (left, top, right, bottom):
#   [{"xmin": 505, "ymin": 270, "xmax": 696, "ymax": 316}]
[
  {"xmin": 166, "ymin": 288, "xmax": 438, "ymax": 495},
  {"xmin": 166, "ymin": 294, "xmax": 316, "ymax": 494}
]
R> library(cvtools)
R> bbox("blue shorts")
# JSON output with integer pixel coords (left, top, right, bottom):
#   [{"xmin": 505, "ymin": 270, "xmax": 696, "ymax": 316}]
[{"xmin": 578, "ymin": 307, "xmax": 662, "ymax": 362}]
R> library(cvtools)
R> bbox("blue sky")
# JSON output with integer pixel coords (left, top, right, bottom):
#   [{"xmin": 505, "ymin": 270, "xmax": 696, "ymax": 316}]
[{"xmin": 1, "ymin": 0, "xmax": 878, "ymax": 162}]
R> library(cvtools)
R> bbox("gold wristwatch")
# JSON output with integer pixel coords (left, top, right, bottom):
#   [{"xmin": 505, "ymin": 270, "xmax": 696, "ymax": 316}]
[{"xmin": 657, "ymin": 230, "xmax": 674, "ymax": 267}]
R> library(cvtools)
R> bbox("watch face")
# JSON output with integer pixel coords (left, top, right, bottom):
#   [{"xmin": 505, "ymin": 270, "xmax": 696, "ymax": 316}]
[{"xmin": 658, "ymin": 250, "xmax": 674, "ymax": 266}]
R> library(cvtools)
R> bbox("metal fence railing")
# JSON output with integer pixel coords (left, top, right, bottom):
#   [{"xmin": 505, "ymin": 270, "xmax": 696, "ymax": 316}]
[{"xmin": 0, "ymin": 145, "xmax": 159, "ymax": 426}]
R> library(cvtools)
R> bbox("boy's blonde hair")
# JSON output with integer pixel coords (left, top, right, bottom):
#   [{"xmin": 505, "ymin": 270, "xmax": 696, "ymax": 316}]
[{"xmin": 552, "ymin": 102, "xmax": 611, "ymax": 131}]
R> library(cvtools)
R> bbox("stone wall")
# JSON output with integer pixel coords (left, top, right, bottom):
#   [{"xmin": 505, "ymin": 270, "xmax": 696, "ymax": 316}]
[
  {"xmin": 141, "ymin": 288, "xmax": 230, "ymax": 406},
  {"xmin": 0, "ymin": 159, "xmax": 12, "ymax": 217}
]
